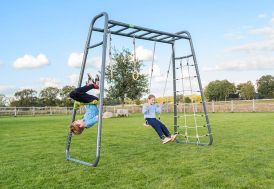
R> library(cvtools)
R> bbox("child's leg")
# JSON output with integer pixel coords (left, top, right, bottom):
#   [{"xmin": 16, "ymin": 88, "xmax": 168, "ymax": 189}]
[
  {"xmin": 146, "ymin": 118, "xmax": 166, "ymax": 140},
  {"xmin": 156, "ymin": 119, "xmax": 171, "ymax": 137},
  {"xmin": 69, "ymin": 85, "xmax": 98, "ymax": 103},
  {"xmin": 75, "ymin": 84, "xmax": 94, "ymax": 93}
]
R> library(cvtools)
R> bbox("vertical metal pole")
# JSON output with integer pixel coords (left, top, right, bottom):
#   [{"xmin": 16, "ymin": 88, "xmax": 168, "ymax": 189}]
[
  {"xmin": 93, "ymin": 12, "xmax": 109, "ymax": 167},
  {"xmin": 186, "ymin": 32, "xmax": 213, "ymax": 145},
  {"xmin": 171, "ymin": 42, "xmax": 177, "ymax": 134}
]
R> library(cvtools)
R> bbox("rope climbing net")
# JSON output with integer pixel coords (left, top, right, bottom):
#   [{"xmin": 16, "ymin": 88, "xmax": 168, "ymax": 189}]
[{"xmin": 175, "ymin": 57, "xmax": 213, "ymax": 145}]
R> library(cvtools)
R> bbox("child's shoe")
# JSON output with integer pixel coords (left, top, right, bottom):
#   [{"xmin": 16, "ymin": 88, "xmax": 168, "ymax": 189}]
[
  {"xmin": 86, "ymin": 73, "xmax": 95, "ymax": 86},
  {"xmin": 93, "ymin": 74, "xmax": 100, "ymax": 89},
  {"xmin": 162, "ymin": 137, "xmax": 172, "ymax": 144},
  {"xmin": 171, "ymin": 134, "xmax": 178, "ymax": 142}
]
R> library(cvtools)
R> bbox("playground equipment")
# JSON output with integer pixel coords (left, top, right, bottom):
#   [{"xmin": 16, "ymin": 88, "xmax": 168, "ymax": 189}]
[{"xmin": 65, "ymin": 12, "xmax": 213, "ymax": 167}]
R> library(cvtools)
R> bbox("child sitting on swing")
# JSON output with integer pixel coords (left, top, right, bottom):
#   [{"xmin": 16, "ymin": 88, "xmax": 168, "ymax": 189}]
[
  {"xmin": 69, "ymin": 74, "xmax": 100, "ymax": 135},
  {"xmin": 142, "ymin": 94, "xmax": 177, "ymax": 144}
]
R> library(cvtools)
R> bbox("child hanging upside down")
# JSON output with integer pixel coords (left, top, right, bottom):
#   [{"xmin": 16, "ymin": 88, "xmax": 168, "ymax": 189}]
[
  {"xmin": 142, "ymin": 94, "xmax": 177, "ymax": 144},
  {"xmin": 69, "ymin": 74, "xmax": 100, "ymax": 135}
]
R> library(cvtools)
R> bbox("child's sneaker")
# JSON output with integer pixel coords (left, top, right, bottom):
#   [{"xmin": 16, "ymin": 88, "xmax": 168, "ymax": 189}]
[
  {"xmin": 171, "ymin": 134, "xmax": 178, "ymax": 142},
  {"xmin": 93, "ymin": 74, "xmax": 100, "ymax": 89},
  {"xmin": 162, "ymin": 137, "xmax": 172, "ymax": 144},
  {"xmin": 86, "ymin": 73, "xmax": 95, "ymax": 85}
]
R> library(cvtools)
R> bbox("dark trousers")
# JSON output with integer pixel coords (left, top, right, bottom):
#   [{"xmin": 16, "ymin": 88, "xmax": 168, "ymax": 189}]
[
  {"xmin": 69, "ymin": 85, "xmax": 98, "ymax": 103},
  {"xmin": 146, "ymin": 118, "xmax": 171, "ymax": 140}
]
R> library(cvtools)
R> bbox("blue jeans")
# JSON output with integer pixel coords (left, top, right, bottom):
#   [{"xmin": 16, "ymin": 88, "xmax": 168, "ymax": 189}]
[{"xmin": 146, "ymin": 118, "xmax": 171, "ymax": 140}]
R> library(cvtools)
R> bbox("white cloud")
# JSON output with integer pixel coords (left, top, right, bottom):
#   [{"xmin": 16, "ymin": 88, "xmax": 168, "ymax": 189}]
[
  {"xmin": 224, "ymin": 32, "xmax": 244, "ymax": 40},
  {"xmin": 134, "ymin": 46, "xmax": 155, "ymax": 61},
  {"xmin": 258, "ymin": 14, "xmax": 267, "ymax": 19},
  {"xmin": 13, "ymin": 54, "xmax": 49, "ymax": 69},
  {"xmin": 249, "ymin": 27, "xmax": 274, "ymax": 38},
  {"xmin": 270, "ymin": 17, "xmax": 274, "ymax": 25},
  {"xmin": 145, "ymin": 64, "xmax": 166, "ymax": 83},
  {"xmin": 68, "ymin": 74, "xmax": 79, "ymax": 86},
  {"xmin": 226, "ymin": 39, "xmax": 274, "ymax": 52},
  {"xmin": 146, "ymin": 64, "xmax": 162, "ymax": 77},
  {"xmin": 204, "ymin": 55, "xmax": 274, "ymax": 71},
  {"xmin": 215, "ymin": 15, "xmax": 274, "ymax": 72},
  {"xmin": 68, "ymin": 52, "xmax": 101, "ymax": 69},
  {"xmin": 225, "ymin": 16, "xmax": 274, "ymax": 53},
  {"xmin": 68, "ymin": 53, "xmax": 82, "ymax": 67},
  {"xmin": 0, "ymin": 85, "xmax": 17, "ymax": 96},
  {"xmin": 40, "ymin": 77, "xmax": 61, "ymax": 88},
  {"xmin": 91, "ymin": 56, "xmax": 102, "ymax": 69}
]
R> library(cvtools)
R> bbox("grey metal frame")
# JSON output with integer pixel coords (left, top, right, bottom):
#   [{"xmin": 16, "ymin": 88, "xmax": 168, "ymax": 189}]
[{"xmin": 65, "ymin": 12, "xmax": 213, "ymax": 167}]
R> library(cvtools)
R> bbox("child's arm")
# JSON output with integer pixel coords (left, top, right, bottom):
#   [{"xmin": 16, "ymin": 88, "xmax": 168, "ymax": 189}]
[
  {"xmin": 142, "ymin": 103, "xmax": 150, "ymax": 114},
  {"xmin": 156, "ymin": 102, "xmax": 164, "ymax": 113},
  {"xmin": 84, "ymin": 115, "xmax": 98, "ymax": 128}
]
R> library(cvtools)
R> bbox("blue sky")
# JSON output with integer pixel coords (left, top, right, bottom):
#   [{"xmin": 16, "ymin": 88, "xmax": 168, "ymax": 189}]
[{"xmin": 1, "ymin": 0, "xmax": 274, "ymax": 97}]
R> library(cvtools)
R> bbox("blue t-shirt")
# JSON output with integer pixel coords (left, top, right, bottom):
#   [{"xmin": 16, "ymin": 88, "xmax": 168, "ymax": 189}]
[
  {"xmin": 142, "ymin": 103, "xmax": 163, "ymax": 118},
  {"xmin": 83, "ymin": 104, "xmax": 99, "ymax": 128}
]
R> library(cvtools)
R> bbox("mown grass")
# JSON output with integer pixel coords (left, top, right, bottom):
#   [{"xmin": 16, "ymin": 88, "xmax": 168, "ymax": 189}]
[{"xmin": 0, "ymin": 113, "xmax": 273, "ymax": 189}]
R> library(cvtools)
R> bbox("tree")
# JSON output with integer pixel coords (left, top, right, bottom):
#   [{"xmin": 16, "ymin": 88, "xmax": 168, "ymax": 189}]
[
  {"xmin": 40, "ymin": 87, "xmax": 60, "ymax": 106},
  {"xmin": 0, "ymin": 94, "xmax": 7, "ymax": 107},
  {"xmin": 237, "ymin": 81, "xmax": 256, "ymax": 100},
  {"xmin": 176, "ymin": 94, "xmax": 185, "ymax": 103},
  {"xmin": 184, "ymin": 96, "xmax": 192, "ymax": 103},
  {"xmin": 105, "ymin": 49, "xmax": 148, "ymax": 106},
  {"xmin": 103, "ymin": 96, "xmax": 121, "ymax": 106},
  {"xmin": 10, "ymin": 89, "xmax": 38, "ymax": 107},
  {"xmin": 204, "ymin": 80, "xmax": 236, "ymax": 101},
  {"xmin": 257, "ymin": 75, "xmax": 274, "ymax": 99},
  {"xmin": 60, "ymin": 85, "xmax": 75, "ymax": 107}
]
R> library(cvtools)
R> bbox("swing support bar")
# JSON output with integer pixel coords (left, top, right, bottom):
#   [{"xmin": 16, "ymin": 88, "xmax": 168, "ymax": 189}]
[{"xmin": 65, "ymin": 12, "xmax": 213, "ymax": 167}]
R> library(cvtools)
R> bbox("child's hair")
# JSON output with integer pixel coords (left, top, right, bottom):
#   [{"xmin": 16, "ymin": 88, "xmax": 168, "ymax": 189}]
[
  {"xmin": 148, "ymin": 94, "xmax": 156, "ymax": 99},
  {"xmin": 70, "ymin": 121, "xmax": 84, "ymax": 135}
]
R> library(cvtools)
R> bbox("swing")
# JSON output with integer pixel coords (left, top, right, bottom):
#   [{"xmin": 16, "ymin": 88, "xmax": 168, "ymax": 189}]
[{"xmin": 143, "ymin": 42, "xmax": 170, "ymax": 127}]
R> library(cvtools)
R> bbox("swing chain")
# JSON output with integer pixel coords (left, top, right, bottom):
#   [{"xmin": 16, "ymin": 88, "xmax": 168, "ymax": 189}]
[
  {"xmin": 108, "ymin": 31, "xmax": 114, "ymax": 80},
  {"xmin": 132, "ymin": 35, "xmax": 139, "ymax": 80},
  {"xmin": 148, "ymin": 42, "xmax": 156, "ymax": 93}
]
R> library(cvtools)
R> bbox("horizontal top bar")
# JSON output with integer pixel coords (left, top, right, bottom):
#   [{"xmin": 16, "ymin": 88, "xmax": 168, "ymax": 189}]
[{"xmin": 92, "ymin": 19, "xmax": 190, "ymax": 44}]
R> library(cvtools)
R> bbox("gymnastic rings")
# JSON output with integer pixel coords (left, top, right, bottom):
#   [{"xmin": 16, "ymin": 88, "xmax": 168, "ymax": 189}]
[{"xmin": 132, "ymin": 70, "xmax": 139, "ymax": 80}]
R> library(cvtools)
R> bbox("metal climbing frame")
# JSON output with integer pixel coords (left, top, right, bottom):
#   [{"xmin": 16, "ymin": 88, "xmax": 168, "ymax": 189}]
[{"xmin": 65, "ymin": 12, "xmax": 213, "ymax": 167}]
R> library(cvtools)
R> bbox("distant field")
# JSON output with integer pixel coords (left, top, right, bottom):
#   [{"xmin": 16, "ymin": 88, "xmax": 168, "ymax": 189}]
[{"xmin": 0, "ymin": 113, "xmax": 273, "ymax": 189}]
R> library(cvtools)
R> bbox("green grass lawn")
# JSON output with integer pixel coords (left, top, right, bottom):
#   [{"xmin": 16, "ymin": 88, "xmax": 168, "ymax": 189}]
[{"xmin": 0, "ymin": 113, "xmax": 274, "ymax": 189}]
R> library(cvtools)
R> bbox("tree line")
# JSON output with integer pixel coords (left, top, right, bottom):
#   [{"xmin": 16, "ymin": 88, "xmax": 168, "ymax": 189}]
[
  {"xmin": 1, "ymin": 49, "xmax": 274, "ymax": 107},
  {"xmin": 2, "ymin": 86, "xmax": 76, "ymax": 107},
  {"xmin": 204, "ymin": 75, "xmax": 274, "ymax": 101}
]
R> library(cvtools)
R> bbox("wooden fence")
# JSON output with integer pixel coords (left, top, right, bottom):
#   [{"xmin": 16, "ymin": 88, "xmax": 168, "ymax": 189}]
[{"xmin": 0, "ymin": 99, "xmax": 273, "ymax": 117}]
